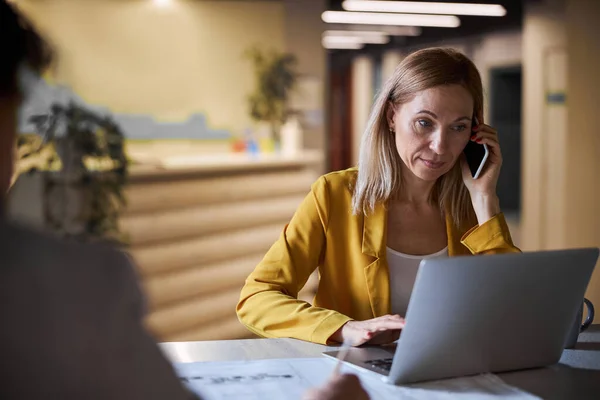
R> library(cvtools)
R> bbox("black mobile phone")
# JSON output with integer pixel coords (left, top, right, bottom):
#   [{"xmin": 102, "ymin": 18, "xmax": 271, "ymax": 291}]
[{"xmin": 463, "ymin": 117, "xmax": 489, "ymax": 179}]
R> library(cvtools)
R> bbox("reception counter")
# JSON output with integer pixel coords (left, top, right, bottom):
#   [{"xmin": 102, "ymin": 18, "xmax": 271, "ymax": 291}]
[{"xmin": 122, "ymin": 151, "xmax": 324, "ymax": 342}]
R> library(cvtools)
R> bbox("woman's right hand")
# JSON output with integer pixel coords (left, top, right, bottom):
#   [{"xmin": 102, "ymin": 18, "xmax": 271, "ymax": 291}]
[{"xmin": 331, "ymin": 315, "xmax": 406, "ymax": 347}]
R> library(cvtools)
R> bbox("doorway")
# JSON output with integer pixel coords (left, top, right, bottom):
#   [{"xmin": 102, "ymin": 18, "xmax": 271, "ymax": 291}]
[
  {"xmin": 489, "ymin": 65, "xmax": 522, "ymax": 216},
  {"xmin": 327, "ymin": 53, "xmax": 354, "ymax": 172}
]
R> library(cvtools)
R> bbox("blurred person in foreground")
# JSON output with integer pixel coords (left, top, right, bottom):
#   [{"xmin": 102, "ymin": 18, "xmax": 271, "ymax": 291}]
[
  {"xmin": 238, "ymin": 48, "xmax": 520, "ymax": 347},
  {"xmin": 0, "ymin": 2, "xmax": 368, "ymax": 399}
]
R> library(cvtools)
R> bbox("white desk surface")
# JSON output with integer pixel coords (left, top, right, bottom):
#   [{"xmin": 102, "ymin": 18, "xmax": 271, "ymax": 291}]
[{"xmin": 161, "ymin": 325, "xmax": 600, "ymax": 399}]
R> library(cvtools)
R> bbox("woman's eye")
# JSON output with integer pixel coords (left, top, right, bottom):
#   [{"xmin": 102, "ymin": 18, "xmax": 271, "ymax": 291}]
[
  {"xmin": 452, "ymin": 124, "xmax": 467, "ymax": 132},
  {"xmin": 417, "ymin": 119, "xmax": 431, "ymax": 128}
]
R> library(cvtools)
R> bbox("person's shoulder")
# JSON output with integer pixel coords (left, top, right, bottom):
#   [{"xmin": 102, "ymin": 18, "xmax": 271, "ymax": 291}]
[
  {"xmin": 0, "ymin": 220, "xmax": 134, "ymax": 282},
  {"xmin": 1, "ymin": 220, "xmax": 114, "ymax": 256},
  {"xmin": 313, "ymin": 167, "xmax": 357, "ymax": 194},
  {"xmin": 0, "ymin": 220, "xmax": 77, "ymax": 262}
]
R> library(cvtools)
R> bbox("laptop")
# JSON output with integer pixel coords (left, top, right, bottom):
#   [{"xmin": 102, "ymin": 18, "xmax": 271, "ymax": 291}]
[{"xmin": 323, "ymin": 248, "xmax": 599, "ymax": 385}]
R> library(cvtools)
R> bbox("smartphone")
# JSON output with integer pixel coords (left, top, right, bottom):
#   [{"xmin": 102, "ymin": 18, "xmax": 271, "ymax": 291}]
[{"xmin": 463, "ymin": 116, "xmax": 489, "ymax": 179}]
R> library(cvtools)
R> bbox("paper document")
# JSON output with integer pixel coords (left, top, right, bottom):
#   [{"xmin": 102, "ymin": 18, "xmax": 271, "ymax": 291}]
[{"xmin": 174, "ymin": 358, "xmax": 540, "ymax": 400}]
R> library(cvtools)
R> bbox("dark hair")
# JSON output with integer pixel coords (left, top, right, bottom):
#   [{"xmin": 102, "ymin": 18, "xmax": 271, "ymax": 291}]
[{"xmin": 0, "ymin": 1, "xmax": 52, "ymax": 98}]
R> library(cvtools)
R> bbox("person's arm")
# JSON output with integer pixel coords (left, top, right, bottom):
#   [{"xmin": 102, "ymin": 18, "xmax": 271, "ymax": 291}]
[
  {"xmin": 109, "ymin": 250, "xmax": 197, "ymax": 400},
  {"xmin": 460, "ymin": 119, "xmax": 520, "ymax": 255},
  {"xmin": 460, "ymin": 212, "xmax": 521, "ymax": 255},
  {"xmin": 236, "ymin": 176, "xmax": 352, "ymax": 345}
]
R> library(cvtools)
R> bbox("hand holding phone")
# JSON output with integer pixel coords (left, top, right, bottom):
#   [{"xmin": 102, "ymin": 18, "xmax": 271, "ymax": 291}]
[{"xmin": 463, "ymin": 116, "xmax": 489, "ymax": 179}]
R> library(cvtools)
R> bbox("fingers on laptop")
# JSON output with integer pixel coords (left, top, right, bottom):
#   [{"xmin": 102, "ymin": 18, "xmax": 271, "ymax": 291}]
[
  {"xmin": 345, "ymin": 315, "xmax": 405, "ymax": 346},
  {"xmin": 363, "ymin": 329, "xmax": 401, "ymax": 345},
  {"xmin": 369, "ymin": 314, "xmax": 406, "ymax": 330}
]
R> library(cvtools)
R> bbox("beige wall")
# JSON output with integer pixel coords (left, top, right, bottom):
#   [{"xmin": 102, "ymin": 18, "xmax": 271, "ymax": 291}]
[
  {"xmin": 283, "ymin": 0, "xmax": 327, "ymax": 154},
  {"xmin": 522, "ymin": 0, "xmax": 600, "ymax": 307},
  {"xmin": 18, "ymin": 0, "xmax": 285, "ymax": 133},
  {"xmin": 381, "ymin": 50, "xmax": 404, "ymax": 82},
  {"xmin": 564, "ymin": 0, "xmax": 600, "ymax": 307},
  {"xmin": 521, "ymin": 0, "xmax": 568, "ymax": 251}
]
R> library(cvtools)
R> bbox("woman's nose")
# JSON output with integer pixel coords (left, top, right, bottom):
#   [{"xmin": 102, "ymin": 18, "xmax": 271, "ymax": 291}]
[{"xmin": 429, "ymin": 129, "xmax": 449, "ymax": 154}]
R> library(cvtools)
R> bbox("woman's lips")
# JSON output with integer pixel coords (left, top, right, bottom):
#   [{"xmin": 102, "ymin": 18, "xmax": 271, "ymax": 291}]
[{"xmin": 420, "ymin": 158, "xmax": 445, "ymax": 169}]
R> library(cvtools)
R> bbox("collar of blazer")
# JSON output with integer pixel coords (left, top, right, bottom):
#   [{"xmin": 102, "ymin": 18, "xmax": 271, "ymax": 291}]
[{"xmin": 360, "ymin": 202, "xmax": 471, "ymax": 317}]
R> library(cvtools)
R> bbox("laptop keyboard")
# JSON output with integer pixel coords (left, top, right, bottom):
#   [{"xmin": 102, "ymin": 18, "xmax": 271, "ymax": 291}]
[{"xmin": 365, "ymin": 357, "xmax": 394, "ymax": 372}]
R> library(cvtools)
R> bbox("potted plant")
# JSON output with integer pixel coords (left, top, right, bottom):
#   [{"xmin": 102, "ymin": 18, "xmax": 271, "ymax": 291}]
[
  {"xmin": 245, "ymin": 46, "xmax": 298, "ymax": 147},
  {"xmin": 11, "ymin": 101, "xmax": 128, "ymax": 243}
]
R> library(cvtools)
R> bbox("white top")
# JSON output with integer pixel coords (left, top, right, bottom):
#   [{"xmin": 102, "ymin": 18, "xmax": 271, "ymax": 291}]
[{"xmin": 386, "ymin": 246, "xmax": 448, "ymax": 316}]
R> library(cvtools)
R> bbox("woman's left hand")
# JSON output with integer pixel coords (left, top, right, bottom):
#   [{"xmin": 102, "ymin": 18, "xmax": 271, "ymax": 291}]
[{"xmin": 461, "ymin": 118, "xmax": 502, "ymax": 224}]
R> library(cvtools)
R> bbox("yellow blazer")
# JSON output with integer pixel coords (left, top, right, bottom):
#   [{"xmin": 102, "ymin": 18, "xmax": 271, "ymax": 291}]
[{"xmin": 237, "ymin": 168, "xmax": 519, "ymax": 345}]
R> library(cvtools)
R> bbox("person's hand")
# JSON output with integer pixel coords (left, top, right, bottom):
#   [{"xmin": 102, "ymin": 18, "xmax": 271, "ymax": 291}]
[
  {"xmin": 461, "ymin": 116, "xmax": 502, "ymax": 225},
  {"xmin": 302, "ymin": 374, "xmax": 370, "ymax": 400},
  {"xmin": 330, "ymin": 315, "xmax": 405, "ymax": 347}
]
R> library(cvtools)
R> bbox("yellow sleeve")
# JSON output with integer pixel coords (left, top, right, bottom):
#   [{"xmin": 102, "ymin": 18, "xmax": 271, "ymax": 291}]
[
  {"xmin": 236, "ymin": 176, "xmax": 352, "ymax": 344},
  {"xmin": 460, "ymin": 213, "xmax": 521, "ymax": 254}
]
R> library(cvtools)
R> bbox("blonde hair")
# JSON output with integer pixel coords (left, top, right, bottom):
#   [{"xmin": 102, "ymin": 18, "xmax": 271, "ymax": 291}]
[{"xmin": 352, "ymin": 47, "xmax": 482, "ymax": 230}]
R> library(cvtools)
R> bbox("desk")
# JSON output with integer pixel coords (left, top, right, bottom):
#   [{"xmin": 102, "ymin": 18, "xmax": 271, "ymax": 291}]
[{"xmin": 161, "ymin": 325, "xmax": 600, "ymax": 399}]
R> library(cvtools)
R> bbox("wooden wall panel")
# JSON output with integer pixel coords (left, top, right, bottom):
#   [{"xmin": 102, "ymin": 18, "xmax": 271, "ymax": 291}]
[
  {"xmin": 121, "ymin": 195, "xmax": 305, "ymax": 246},
  {"xmin": 125, "ymin": 161, "xmax": 321, "ymax": 341}
]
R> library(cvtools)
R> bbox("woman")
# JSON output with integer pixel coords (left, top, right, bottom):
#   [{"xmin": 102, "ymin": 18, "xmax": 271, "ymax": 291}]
[{"xmin": 237, "ymin": 47, "xmax": 519, "ymax": 347}]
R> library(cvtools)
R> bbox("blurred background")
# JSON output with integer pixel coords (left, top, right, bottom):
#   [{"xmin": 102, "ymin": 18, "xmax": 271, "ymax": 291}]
[{"xmin": 6, "ymin": 0, "xmax": 600, "ymax": 342}]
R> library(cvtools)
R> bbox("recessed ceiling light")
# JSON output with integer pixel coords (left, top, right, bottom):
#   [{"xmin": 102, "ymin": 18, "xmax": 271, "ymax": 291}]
[
  {"xmin": 322, "ymin": 40, "xmax": 365, "ymax": 50},
  {"xmin": 154, "ymin": 0, "xmax": 172, "ymax": 7},
  {"xmin": 321, "ymin": 11, "xmax": 461, "ymax": 28},
  {"xmin": 342, "ymin": 1, "xmax": 507, "ymax": 17},
  {"xmin": 322, "ymin": 34, "xmax": 390, "ymax": 45},
  {"xmin": 324, "ymin": 25, "xmax": 421, "ymax": 36},
  {"xmin": 323, "ymin": 30, "xmax": 388, "ymax": 38}
]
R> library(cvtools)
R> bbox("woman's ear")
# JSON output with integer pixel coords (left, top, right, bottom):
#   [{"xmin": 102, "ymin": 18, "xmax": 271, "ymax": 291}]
[{"xmin": 386, "ymin": 101, "xmax": 396, "ymax": 131}]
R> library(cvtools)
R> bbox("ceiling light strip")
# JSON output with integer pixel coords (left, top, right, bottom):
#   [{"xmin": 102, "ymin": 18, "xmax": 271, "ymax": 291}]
[
  {"xmin": 322, "ymin": 11, "xmax": 460, "ymax": 28},
  {"xmin": 342, "ymin": 1, "xmax": 506, "ymax": 17}
]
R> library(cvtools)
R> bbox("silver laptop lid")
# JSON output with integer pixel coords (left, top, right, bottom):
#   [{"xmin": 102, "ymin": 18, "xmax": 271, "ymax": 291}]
[{"xmin": 387, "ymin": 248, "xmax": 599, "ymax": 385}]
